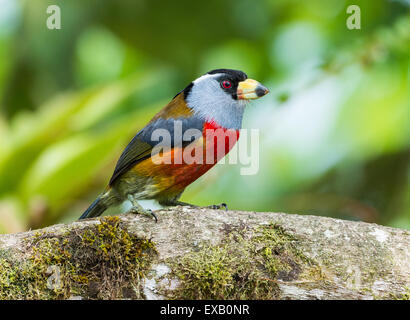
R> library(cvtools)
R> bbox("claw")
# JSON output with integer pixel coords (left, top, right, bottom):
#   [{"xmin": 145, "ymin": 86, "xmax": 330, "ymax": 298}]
[
  {"xmin": 207, "ymin": 203, "xmax": 228, "ymax": 211},
  {"xmin": 149, "ymin": 210, "xmax": 158, "ymax": 223},
  {"xmin": 130, "ymin": 206, "xmax": 158, "ymax": 222}
]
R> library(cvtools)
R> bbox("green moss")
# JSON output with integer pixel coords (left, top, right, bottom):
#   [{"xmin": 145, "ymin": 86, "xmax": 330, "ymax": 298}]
[
  {"xmin": 0, "ymin": 216, "xmax": 157, "ymax": 299},
  {"xmin": 0, "ymin": 251, "xmax": 31, "ymax": 299},
  {"xmin": 169, "ymin": 222, "xmax": 321, "ymax": 300},
  {"xmin": 167, "ymin": 242, "xmax": 277, "ymax": 299},
  {"xmin": 388, "ymin": 287, "xmax": 410, "ymax": 300}
]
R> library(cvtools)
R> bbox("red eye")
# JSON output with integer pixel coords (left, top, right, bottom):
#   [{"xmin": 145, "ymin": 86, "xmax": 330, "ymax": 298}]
[{"xmin": 221, "ymin": 80, "xmax": 232, "ymax": 89}]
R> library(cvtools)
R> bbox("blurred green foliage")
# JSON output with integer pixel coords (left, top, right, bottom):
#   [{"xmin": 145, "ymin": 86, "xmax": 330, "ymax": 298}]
[{"xmin": 0, "ymin": 0, "xmax": 409, "ymax": 233}]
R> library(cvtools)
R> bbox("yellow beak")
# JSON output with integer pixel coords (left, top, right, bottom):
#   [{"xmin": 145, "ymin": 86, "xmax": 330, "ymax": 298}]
[{"xmin": 237, "ymin": 79, "xmax": 269, "ymax": 100}]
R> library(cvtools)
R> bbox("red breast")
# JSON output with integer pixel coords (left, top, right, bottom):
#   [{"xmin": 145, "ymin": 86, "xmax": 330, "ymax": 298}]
[{"xmin": 203, "ymin": 120, "xmax": 240, "ymax": 163}]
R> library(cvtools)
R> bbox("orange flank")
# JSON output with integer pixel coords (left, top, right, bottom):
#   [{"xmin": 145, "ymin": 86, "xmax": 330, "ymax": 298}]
[{"xmin": 130, "ymin": 121, "xmax": 240, "ymax": 197}]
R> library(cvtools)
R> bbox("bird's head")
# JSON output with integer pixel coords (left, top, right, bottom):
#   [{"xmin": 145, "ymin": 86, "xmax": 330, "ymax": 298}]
[{"xmin": 182, "ymin": 69, "xmax": 269, "ymax": 129}]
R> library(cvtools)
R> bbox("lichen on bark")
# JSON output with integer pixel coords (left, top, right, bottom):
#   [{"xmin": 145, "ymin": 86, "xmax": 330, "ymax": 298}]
[
  {"xmin": 165, "ymin": 222, "xmax": 322, "ymax": 299},
  {"xmin": 0, "ymin": 207, "xmax": 408, "ymax": 300},
  {"xmin": 0, "ymin": 216, "xmax": 157, "ymax": 299}
]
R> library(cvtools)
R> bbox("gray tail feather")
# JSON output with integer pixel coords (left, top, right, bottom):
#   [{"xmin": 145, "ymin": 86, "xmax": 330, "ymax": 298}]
[{"xmin": 79, "ymin": 196, "xmax": 107, "ymax": 220}]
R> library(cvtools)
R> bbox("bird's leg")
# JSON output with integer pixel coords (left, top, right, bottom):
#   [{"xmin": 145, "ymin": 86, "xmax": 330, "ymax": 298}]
[
  {"xmin": 159, "ymin": 200, "xmax": 198, "ymax": 208},
  {"xmin": 127, "ymin": 194, "xmax": 158, "ymax": 222},
  {"xmin": 160, "ymin": 200, "xmax": 228, "ymax": 211},
  {"xmin": 173, "ymin": 201, "xmax": 198, "ymax": 208}
]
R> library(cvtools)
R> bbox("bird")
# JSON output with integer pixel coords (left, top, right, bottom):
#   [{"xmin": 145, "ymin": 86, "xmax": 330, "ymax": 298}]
[{"xmin": 79, "ymin": 69, "xmax": 269, "ymax": 221}]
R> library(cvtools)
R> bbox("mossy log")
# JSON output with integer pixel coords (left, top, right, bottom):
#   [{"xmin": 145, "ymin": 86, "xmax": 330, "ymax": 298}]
[{"xmin": 0, "ymin": 207, "xmax": 409, "ymax": 300}]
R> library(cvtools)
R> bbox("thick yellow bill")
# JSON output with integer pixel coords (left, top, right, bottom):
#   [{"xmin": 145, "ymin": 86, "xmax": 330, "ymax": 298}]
[{"xmin": 237, "ymin": 78, "xmax": 269, "ymax": 100}]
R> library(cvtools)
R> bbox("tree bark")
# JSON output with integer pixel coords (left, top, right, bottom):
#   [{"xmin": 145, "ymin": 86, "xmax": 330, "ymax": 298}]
[{"xmin": 0, "ymin": 207, "xmax": 409, "ymax": 300}]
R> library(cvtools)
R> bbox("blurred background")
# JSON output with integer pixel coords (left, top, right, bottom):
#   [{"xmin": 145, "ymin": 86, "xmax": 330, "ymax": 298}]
[{"xmin": 0, "ymin": 0, "xmax": 409, "ymax": 233}]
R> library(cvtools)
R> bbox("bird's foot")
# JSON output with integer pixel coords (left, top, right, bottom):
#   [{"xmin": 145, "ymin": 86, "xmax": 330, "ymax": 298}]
[
  {"xmin": 128, "ymin": 194, "xmax": 158, "ymax": 222},
  {"xmin": 163, "ymin": 201, "xmax": 198, "ymax": 208},
  {"xmin": 160, "ymin": 200, "xmax": 227, "ymax": 211},
  {"xmin": 207, "ymin": 203, "xmax": 228, "ymax": 211},
  {"xmin": 129, "ymin": 206, "xmax": 158, "ymax": 223}
]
